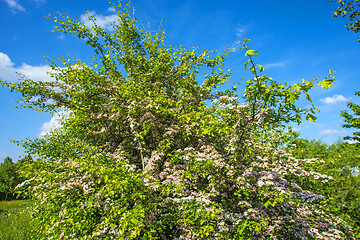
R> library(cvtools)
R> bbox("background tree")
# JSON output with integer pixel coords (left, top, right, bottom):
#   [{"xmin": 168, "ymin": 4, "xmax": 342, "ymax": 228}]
[
  {"xmin": 288, "ymin": 139, "xmax": 360, "ymax": 238},
  {"xmin": 324, "ymin": 2, "xmax": 360, "ymax": 234},
  {"xmin": 0, "ymin": 157, "xmax": 22, "ymax": 201},
  {"xmin": 0, "ymin": 155, "xmax": 31, "ymax": 201},
  {"xmin": 330, "ymin": 0, "xmax": 360, "ymax": 42},
  {"xmin": 3, "ymin": 156, "xmax": 13, "ymax": 164},
  {"xmin": 341, "ymin": 91, "xmax": 360, "ymax": 143},
  {"xmin": 1, "ymin": 1, "xmax": 354, "ymax": 239}
]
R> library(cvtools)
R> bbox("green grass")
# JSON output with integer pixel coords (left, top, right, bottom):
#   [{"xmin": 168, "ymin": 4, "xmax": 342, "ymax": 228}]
[{"xmin": 0, "ymin": 200, "xmax": 34, "ymax": 240}]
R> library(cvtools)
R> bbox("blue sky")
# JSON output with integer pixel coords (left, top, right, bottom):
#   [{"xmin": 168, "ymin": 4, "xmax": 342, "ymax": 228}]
[{"xmin": 0, "ymin": 0, "xmax": 359, "ymax": 162}]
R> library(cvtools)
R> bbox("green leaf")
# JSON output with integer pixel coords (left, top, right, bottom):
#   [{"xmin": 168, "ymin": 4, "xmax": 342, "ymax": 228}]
[
  {"xmin": 257, "ymin": 64, "xmax": 265, "ymax": 72},
  {"xmin": 245, "ymin": 50, "xmax": 257, "ymax": 57},
  {"xmin": 317, "ymin": 79, "xmax": 334, "ymax": 89},
  {"xmin": 244, "ymin": 61, "xmax": 249, "ymax": 70}
]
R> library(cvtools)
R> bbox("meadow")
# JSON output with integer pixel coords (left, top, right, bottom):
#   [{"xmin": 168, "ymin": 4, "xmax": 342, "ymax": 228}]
[{"xmin": 0, "ymin": 200, "xmax": 33, "ymax": 240}]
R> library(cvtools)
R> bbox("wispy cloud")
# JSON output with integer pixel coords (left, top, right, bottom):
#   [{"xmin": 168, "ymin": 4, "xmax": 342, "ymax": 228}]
[
  {"xmin": 234, "ymin": 23, "xmax": 253, "ymax": 39},
  {"xmin": 319, "ymin": 129, "xmax": 347, "ymax": 136},
  {"xmin": 3, "ymin": 0, "xmax": 25, "ymax": 12},
  {"xmin": 80, "ymin": 9, "xmax": 119, "ymax": 31},
  {"xmin": 235, "ymin": 27, "xmax": 247, "ymax": 39},
  {"xmin": 262, "ymin": 61, "xmax": 287, "ymax": 69},
  {"xmin": 0, "ymin": 52, "xmax": 52, "ymax": 82},
  {"xmin": 291, "ymin": 121, "xmax": 325, "ymax": 132},
  {"xmin": 57, "ymin": 34, "xmax": 65, "ymax": 40},
  {"xmin": 320, "ymin": 95, "xmax": 348, "ymax": 105}
]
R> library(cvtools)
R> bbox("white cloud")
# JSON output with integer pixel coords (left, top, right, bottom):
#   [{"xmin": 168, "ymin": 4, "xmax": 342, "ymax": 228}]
[
  {"xmin": 320, "ymin": 95, "xmax": 348, "ymax": 105},
  {"xmin": 80, "ymin": 11, "xmax": 119, "ymax": 31},
  {"xmin": 17, "ymin": 63, "xmax": 52, "ymax": 82},
  {"xmin": 3, "ymin": 0, "xmax": 25, "ymax": 12},
  {"xmin": 319, "ymin": 129, "xmax": 347, "ymax": 136},
  {"xmin": 0, "ymin": 52, "xmax": 14, "ymax": 67},
  {"xmin": 345, "ymin": 139, "xmax": 359, "ymax": 144},
  {"xmin": 38, "ymin": 112, "xmax": 66, "ymax": 138},
  {"xmin": 0, "ymin": 52, "xmax": 52, "ymax": 82}
]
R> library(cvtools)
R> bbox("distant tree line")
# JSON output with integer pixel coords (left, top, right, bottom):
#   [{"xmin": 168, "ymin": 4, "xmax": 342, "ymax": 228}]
[{"xmin": 0, "ymin": 155, "xmax": 32, "ymax": 201}]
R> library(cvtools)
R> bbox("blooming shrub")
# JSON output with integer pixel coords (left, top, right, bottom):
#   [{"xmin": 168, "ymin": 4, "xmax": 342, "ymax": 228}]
[{"xmin": 2, "ymin": 1, "xmax": 354, "ymax": 239}]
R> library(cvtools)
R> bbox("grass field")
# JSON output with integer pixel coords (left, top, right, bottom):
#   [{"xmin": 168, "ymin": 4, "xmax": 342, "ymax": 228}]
[{"xmin": 0, "ymin": 200, "xmax": 33, "ymax": 240}]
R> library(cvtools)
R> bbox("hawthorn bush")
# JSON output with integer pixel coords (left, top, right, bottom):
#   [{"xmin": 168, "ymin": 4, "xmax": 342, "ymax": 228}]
[{"xmin": 1, "ymin": 1, "xmax": 355, "ymax": 239}]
